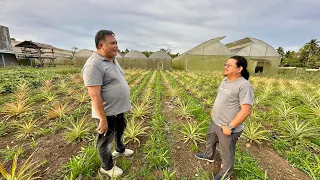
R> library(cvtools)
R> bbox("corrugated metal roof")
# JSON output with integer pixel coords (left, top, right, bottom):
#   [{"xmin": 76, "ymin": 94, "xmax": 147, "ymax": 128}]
[
  {"xmin": 0, "ymin": 49, "xmax": 31, "ymax": 56},
  {"xmin": 15, "ymin": 41, "xmax": 56, "ymax": 49}
]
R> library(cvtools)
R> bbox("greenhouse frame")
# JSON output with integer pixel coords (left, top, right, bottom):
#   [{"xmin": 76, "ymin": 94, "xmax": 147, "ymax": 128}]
[
  {"xmin": 172, "ymin": 36, "xmax": 280, "ymax": 74},
  {"xmin": 123, "ymin": 50, "xmax": 148, "ymax": 69},
  {"xmin": 148, "ymin": 51, "xmax": 172, "ymax": 70}
]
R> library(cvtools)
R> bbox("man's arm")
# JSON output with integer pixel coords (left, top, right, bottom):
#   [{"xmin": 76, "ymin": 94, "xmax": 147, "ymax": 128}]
[
  {"xmin": 87, "ymin": 86, "xmax": 108, "ymax": 136},
  {"xmin": 210, "ymin": 106, "xmax": 214, "ymax": 120},
  {"xmin": 229, "ymin": 104, "xmax": 252, "ymax": 128},
  {"xmin": 222, "ymin": 104, "xmax": 252, "ymax": 135}
]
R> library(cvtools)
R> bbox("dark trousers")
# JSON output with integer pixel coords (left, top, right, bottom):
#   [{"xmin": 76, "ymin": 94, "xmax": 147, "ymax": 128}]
[
  {"xmin": 95, "ymin": 113, "xmax": 127, "ymax": 170},
  {"xmin": 205, "ymin": 121, "xmax": 242, "ymax": 177}
]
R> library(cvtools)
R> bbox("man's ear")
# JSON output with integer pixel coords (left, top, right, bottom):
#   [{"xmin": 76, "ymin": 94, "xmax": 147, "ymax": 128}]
[
  {"xmin": 97, "ymin": 41, "xmax": 103, "ymax": 49},
  {"xmin": 238, "ymin": 66, "xmax": 243, "ymax": 73}
]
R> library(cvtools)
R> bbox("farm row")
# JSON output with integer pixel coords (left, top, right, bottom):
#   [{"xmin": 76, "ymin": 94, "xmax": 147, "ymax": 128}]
[{"xmin": 0, "ymin": 67, "xmax": 319, "ymax": 179}]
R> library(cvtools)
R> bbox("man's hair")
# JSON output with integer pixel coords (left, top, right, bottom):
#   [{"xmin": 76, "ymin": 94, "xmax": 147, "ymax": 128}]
[
  {"xmin": 230, "ymin": 55, "xmax": 250, "ymax": 80},
  {"xmin": 95, "ymin": 30, "xmax": 115, "ymax": 49}
]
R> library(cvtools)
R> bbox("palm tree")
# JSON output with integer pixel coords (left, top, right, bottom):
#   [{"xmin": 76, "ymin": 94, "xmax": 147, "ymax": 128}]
[
  {"xmin": 300, "ymin": 39, "xmax": 320, "ymax": 67},
  {"xmin": 306, "ymin": 39, "xmax": 319, "ymax": 67},
  {"xmin": 277, "ymin": 47, "xmax": 285, "ymax": 66}
]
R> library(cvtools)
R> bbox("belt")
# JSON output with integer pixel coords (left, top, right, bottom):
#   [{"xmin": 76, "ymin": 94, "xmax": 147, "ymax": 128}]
[{"xmin": 107, "ymin": 113, "xmax": 123, "ymax": 118}]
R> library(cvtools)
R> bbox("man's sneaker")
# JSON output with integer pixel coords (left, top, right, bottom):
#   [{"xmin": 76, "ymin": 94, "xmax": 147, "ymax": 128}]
[
  {"xmin": 214, "ymin": 174, "xmax": 230, "ymax": 180},
  {"xmin": 112, "ymin": 149, "xmax": 134, "ymax": 158},
  {"xmin": 195, "ymin": 153, "xmax": 214, "ymax": 163},
  {"xmin": 99, "ymin": 166, "xmax": 123, "ymax": 177}
]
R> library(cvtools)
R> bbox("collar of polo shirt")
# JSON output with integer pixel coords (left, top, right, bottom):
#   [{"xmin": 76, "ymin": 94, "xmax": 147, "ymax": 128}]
[{"xmin": 94, "ymin": 52, "xmax": 115, "ymax": 62}]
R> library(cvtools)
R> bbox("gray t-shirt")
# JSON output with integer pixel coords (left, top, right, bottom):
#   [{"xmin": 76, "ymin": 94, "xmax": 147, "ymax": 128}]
[
  {"xmin": 211, "ymin": 77, "xmax": 254, "ymax": 132},
  {"xmin": 82, "ymin": 52, "xmax": 131, "ymax": 118}
]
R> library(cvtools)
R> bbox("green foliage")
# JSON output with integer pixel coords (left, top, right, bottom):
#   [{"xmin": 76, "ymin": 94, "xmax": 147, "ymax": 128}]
[
  {"xmin": 278, "ymin": 117, "xmax": 320, "ymax": 145},
  {"xmin": 175, "ymin": 100, "xmax": 195, "ymax": 120},
  {"xmin": 298, "ymin": 39, "xmax": 320, "ymax": 67},
  {"xmin": 130, "ymin": 102, "xmax": 150, "ymax": 119},
  {"xmin": 234, "ymin": 149, "xmax": 268, "ymax": 179},
  {"xmin": 1, "ymin": 99, "xmax": 32, "ymax": 118},
  {"xmin": 0, "ymin": 153, "xmax": 40, "ymax": 180},
  {"xmin": 162, "ymin": 168, "xmax": 176, "ymax": 180},
  {"xmin": 278, "ymin": 39, "xmax": 320, "ymax": 67},
  {"xmin": 64, "ymin": 145, "xmax": 100, "ymax": 179},
  {"xmin": 60, "ymin": 116, "xmax": 94, "ymax": 143},
  {"xmin": 144, "ymin": 132, "xmax": 170, "ymax": 169},
  {"xmin": 13, "ymin": 116, "xmax": 39, "ymax": 139},
  {"xmin": 46, "ymin": 102, "xmax": 70, "ymax": 119},
  {"xmin": 124, "ymin": 117, "xmax": 149, "ymax": 146},
  {"xmin": 0, "ymin": 145, "xmax": 24, "ymax": 161},
  {"xmin": 180, "ymin": 121, "xmax": 205, "ymax": 147},
  {"xmin": 0, "ymin": 121, "xmax": 7, "ymax": 136},
  {"xmin": 242, "ymin": 120, "xmax": 270, "ymax": 145}
]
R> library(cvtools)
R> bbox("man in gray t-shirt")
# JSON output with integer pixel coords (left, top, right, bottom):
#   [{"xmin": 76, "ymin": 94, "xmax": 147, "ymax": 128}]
[
  {"xmin": 82, "ymin": 30, "xmax": 133, "ymax": 178},
  {"xmin": 196, "ymin": 56, "xmax": 254, "ymax": 180}
]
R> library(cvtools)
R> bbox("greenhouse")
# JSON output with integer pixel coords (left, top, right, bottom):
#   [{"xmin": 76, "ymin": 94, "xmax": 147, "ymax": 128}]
[
  {"xmin": 115, "ymin": 52, "xmax": 125, "ymax": 67},
  {"xmin": 123, "ymin": 50, "xmax": 148, "ymax": 69},
  {"xmin": 172, "ymin": 36, "xmax": 280, "ymax": 74},
  {"xmin": 225, "ymin": 37, "xmax": 280, "ymax": 74},
  {"xmin": 73, "ymin": 49, "xmax": 93, "ymax": 66},
  {"xmin": 148, "ymin": 51, "xmax": 172, "ymax": 70},
  {"xmin": 172, "ymin": 36, "xmax": 233, "ymax": 71}
]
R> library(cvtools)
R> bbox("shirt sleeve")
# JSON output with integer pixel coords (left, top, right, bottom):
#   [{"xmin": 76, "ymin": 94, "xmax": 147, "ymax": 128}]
[
  {"xmin": 239, "ymin": 84, "xmax": 254, "ymax": 106},
  {"xmin": 82, "ymin": 65, "xmax": 103, "ymax": 86}
]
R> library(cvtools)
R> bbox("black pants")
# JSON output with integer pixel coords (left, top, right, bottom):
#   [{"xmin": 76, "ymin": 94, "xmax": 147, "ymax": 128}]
[{"xmin": 95, "ymin": 113, "xmax": 127, "ymax": 170}]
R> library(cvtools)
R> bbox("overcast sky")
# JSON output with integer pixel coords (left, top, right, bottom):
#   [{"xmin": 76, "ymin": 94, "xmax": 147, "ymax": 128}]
[{"xmin": 1, "ymin": 0, "xmax": 319, "ymax": 53}]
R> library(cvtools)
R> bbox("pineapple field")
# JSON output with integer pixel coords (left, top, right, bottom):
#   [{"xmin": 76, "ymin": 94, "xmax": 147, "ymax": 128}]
[{"xmin": 0, "ymin": 67, "xmax": 319, "ymax": 180}]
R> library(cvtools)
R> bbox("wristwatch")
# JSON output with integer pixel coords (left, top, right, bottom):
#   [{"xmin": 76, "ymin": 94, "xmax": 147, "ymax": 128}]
[{"xmin": 227, "ymin": 123, "xmax": 235, "ymax": 130}]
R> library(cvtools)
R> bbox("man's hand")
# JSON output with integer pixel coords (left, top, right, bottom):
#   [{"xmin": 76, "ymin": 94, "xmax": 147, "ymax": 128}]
[
  {"xmin": 97, "ymin": 119, "xmax": 108, "ymax": 136},
  {"xmin": 222, "ymin": 125, "xmax": 232, "ymax": 136}
]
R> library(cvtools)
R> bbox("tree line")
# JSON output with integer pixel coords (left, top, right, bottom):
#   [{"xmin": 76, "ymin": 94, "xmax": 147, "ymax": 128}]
[{"xmin": 277, "ymin": 39, "xmax": 320, "ymax": 68}]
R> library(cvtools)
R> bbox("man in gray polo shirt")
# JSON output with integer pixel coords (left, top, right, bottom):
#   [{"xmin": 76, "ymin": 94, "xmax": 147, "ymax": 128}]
[
  {"xmin": 82, "ymin": 30, "xmax": 133, "ymax": 178},
  {"xmin": 195, "ymin": 56, "xmax": 254, "ymax": 180}
]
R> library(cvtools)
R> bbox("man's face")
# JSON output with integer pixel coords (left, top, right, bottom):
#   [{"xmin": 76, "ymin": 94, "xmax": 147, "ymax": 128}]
[
  {"xmin": 99, "ymin": 35, "xmax": 118, "ymax": 58},
  {"xmin": 223, "ymin": 58, "xmax": 241, "ymax": 76}
]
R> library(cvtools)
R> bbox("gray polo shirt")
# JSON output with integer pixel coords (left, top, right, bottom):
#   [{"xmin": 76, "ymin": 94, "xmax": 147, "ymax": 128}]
[
  {"xmin": 82, "ymin": 52, "xmax": 131, "ymax": 118},
  {"xmin": 211, "ymin": 77, "xmax": 254, "ymax": 132}
]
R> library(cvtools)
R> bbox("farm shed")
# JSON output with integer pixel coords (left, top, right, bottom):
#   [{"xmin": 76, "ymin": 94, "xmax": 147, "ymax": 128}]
[
  {"xmin": 15, "ymin": 41, "xmax": 57, "ymax": 67},
  {"xmin": 225, "ymin": 37, "xmax": 280, "ymax": 74},
  {"xmin": 123, "ymin": 50, "xmax": 148, "ymax": 69},
  {"xmin": 148, "ymin": 51, "xmax": 172, "ymax": 70},
  {"xmin": 172, "ymin": 36, "xmax": 233, "ymax": 71}
]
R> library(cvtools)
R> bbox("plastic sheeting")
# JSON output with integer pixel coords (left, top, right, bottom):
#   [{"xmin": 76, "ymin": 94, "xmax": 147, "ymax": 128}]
[{"xmin": 173, "ymin": 37, "xmax": 280, "ymax": 74}]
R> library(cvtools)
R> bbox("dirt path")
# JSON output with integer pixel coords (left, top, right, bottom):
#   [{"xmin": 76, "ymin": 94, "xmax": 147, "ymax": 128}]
[
  {"xmin": 162, "ymin": 98, "xmax": 311, "ymax": 180},
  {"xmin": 162, "ymin": 100, "xmax": 222, "ymax": 179},
  {"xmin": 246, "ymin": 144, "xmax": 311, "ymax": 180},
  {"xmin": 0, "ymin": 130, "xmax": 87, "ymax": 180},
  {"xmin": 35, "ymin": 133, "xmax": 87, "ymax": 179}
]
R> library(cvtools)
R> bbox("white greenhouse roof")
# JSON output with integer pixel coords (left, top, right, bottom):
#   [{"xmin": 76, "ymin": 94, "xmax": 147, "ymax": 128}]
[
  {"xmin": 149, "ymin": 51, "xmax": 172, "ymax": 59},
  {"xmin": 124, "ymin": 50, "xmax": 148, "ymax": 59}
]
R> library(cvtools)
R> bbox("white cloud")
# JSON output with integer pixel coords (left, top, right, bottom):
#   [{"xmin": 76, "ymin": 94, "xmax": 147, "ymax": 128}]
[{"xmin": 0, "ymin": 0, "xmax": 319, "ymax": 53}]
